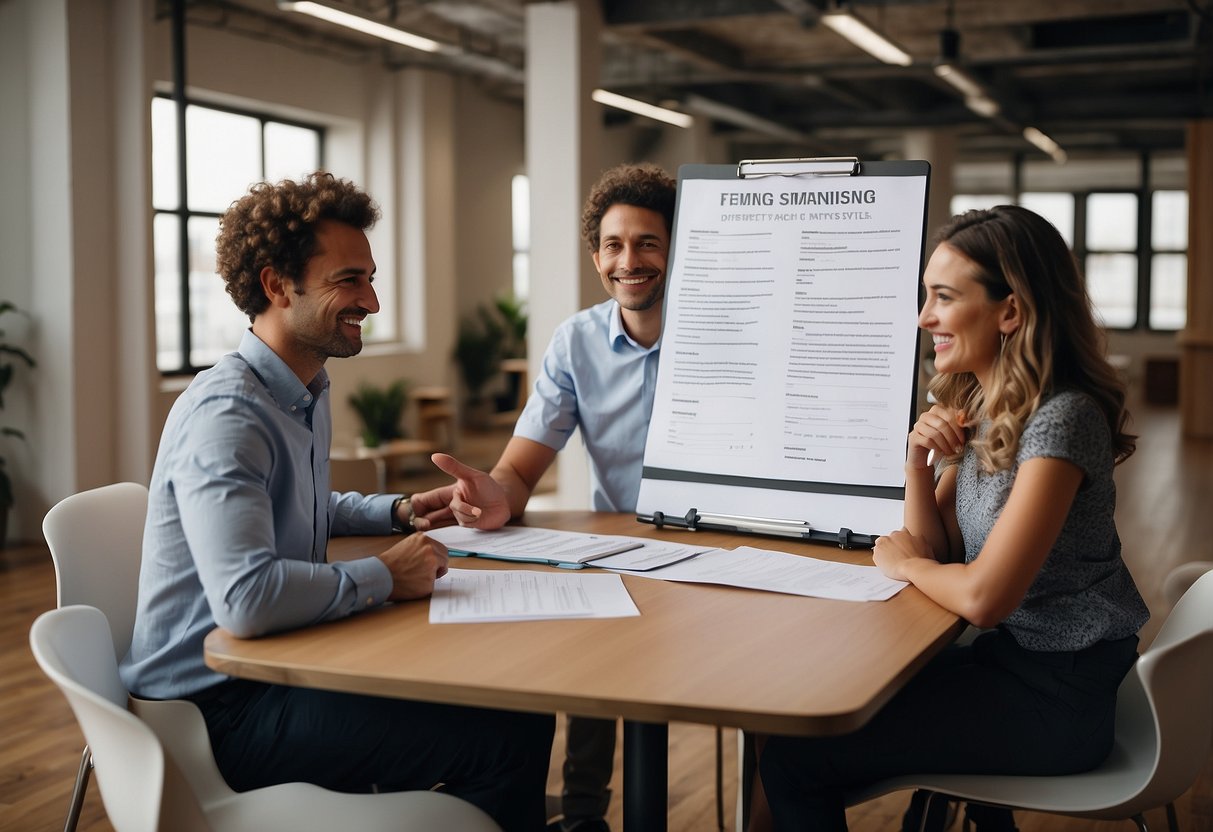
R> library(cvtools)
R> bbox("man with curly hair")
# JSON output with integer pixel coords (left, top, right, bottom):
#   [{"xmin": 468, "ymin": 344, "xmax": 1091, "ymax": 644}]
[
  {"xmin": 120, "ymin": 172, "xmax": 554, "ymax": 832},
  {"xmin": 409, "ymin": 162, "xmax": 677, "ymax": 832}
]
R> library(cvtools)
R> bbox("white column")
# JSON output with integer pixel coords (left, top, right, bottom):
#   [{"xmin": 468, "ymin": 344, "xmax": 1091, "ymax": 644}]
[
  {"xmin": 525, "ymin": 0, "xmax": 602, "ymax": 509},
  {"xmin": 903, "ymin": 128, "xmax": 957, "ymax": 416},
  {"xmin": 903, "ymin": 128, "xmax": 957, "ymax": 241},
  {"xmin": 0, "ymin": 0, "xmax": 157, "ymax": 543}
]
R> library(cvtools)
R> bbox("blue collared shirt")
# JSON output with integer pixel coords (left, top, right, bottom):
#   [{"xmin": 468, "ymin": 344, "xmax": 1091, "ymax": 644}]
[
  {"xmin": 120, "ymin": 330, "xmax": 395, "ymax": 699},
  {"xmin": 513, "ymin": 299, "xmax": 661, "ymax": 512}
]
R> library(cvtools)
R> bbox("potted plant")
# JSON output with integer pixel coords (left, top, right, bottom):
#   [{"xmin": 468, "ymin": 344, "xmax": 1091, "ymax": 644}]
[
  {"xmin": 0, "ymin": 302, "xmax": 36, "ymax": 545},
  {"xmin": 454, "ymin": 295, "xmax": 528, "ymax": 420},
  {"xmin": 493, "ymin": 294, "xmax": 527, "ymax": 360},
  {"xmin": 454, "ymin": 309, "xmax": 504, "ymax": 420},
  {"xmin": 347, "ymin": 379, "xmax": 409, "ymax": 448}
]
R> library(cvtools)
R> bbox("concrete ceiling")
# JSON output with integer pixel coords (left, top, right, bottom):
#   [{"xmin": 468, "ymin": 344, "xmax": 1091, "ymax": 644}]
[{"xmin": 174, "ymin": 0, "xmax": 1213, "ymax": 161}]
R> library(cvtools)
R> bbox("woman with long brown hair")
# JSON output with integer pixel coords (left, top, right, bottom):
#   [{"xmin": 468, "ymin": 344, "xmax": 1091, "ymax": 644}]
[{"xmin": 759, "ymin": 205, "xmax": 1149, "ymax": 831}]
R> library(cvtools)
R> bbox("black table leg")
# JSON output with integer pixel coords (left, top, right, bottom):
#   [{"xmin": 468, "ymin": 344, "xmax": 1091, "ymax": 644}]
[{"xmin": 623, "ymin": 719, "xmax": 668, "ymax": 832}]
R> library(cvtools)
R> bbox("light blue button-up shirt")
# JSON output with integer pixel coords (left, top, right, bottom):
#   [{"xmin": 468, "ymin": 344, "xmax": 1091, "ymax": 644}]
[
  {"xmin": 513, "ymin": 299, "xmax": 661, "ymax": 513},
  {"xmin": 120, "ymin": 330, "xmax": 395, "ymax": 699}
]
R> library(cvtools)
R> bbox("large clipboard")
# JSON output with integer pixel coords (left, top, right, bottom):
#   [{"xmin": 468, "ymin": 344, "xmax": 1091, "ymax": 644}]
[{"xmin": 635, "ymin": 156, "xmax": 931, "ymax": 549}]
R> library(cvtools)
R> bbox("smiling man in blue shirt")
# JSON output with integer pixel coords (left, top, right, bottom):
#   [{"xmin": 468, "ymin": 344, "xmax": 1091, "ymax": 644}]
[
  {"xmin": 409, "ymin": 163, "xmax": 677, "ymax": 832},
  {"xmin": 120, "ymin": 172, "xmax": 553, "ymax": 832}
]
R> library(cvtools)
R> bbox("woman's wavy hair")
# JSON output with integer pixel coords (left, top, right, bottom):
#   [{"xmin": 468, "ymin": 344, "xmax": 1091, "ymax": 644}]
[
  {"xmin": 928, "ymin": 205, "xmax": 1135, "ymax": 471},
  {"xmin": 215, "ymin": 172, "xmax": 381, "ymax": 321}
]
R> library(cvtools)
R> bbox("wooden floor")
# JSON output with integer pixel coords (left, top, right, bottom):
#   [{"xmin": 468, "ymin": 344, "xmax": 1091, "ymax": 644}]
[{"xmin": 2, "ymin": 399, "xmax": 1211, "ymax": 832}]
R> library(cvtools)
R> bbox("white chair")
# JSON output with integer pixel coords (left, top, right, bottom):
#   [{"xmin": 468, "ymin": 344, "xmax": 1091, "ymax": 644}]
[
  {"xmin": 1162, "ymin": 561, "xmax": 1213, "ymax": 606},
  {"xmin": 846, "ymin": 570, "xmax": 1213, "ymax": 832},
  {"xmin": 32, "ymin": 604, "xmax": 503, "ymax": 832},
  {"xmin": 43, "ymin": 481, "xmax": 150, "ymax": 831}
]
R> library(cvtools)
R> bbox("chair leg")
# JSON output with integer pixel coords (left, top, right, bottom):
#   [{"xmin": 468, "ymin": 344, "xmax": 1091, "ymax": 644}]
[
  {"xmin": 1165, "ymin": 801, "xmax": 1180, "ymax": 832},
  {"xmin": 63, "ymin": 745, "xmax": 93, "ymax": 832},
  {"xmin": 714, "ymin": 727, "xmax": 724, "ymax": 832},
  {"xmin": 917, "ymin": 791, "xmax": 951, "ymax": 832}
]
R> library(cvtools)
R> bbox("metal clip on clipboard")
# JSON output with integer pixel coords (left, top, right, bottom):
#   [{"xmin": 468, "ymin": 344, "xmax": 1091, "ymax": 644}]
[
  {"xmin": 649, "ymin": 508, "xmax": 873, "ymax": 549},
  {"xmin": 736, "ymin": 156, "xmax": 860, "ymax": 179}
]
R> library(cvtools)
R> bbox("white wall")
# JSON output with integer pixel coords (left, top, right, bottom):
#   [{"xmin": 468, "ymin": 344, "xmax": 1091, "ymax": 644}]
[
  {"xmin": 1, "ymin": 0, "xmax": 156, "ymax": 542},
  {"xmin": 0, "ymin": 0, "xmax": 37, "ymax": 541}
]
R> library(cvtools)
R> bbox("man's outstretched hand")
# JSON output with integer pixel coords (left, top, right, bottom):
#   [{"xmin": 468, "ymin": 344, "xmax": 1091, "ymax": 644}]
[{"xmin": 408, "ymin": 453, "xmax": 512, "ymax": 531}]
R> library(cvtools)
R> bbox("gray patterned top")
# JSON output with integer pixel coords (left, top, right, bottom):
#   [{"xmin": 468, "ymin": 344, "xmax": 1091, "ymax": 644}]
[{"xmin": 953, "ymin": 389, "xmax": 1148, "ymax": 651}]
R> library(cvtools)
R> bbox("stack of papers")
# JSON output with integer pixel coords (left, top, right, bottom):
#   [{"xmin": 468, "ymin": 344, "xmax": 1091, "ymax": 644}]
[
  {"xmin": 422, "ymin": 525, "xmax": 907, "ymax": 623},
  {"xmin": 427, "ymin": 525, "xmax": 708, "ymax": 571}
]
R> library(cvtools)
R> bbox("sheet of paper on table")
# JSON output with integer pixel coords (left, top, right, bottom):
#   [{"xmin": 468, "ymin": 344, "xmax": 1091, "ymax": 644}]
[
  {"xmin": 612, "ymin": 545, "xmax": 907, "ymax": 602},
  {"xmin": 429, "ymin": 568, "xmax": 641, "ymax": 623}
]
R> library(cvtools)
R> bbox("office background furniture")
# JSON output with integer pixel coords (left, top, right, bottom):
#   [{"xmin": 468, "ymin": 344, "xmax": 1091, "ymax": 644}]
[
  {"xmin": 411, "ymin": 386, "xmax": 457, "ymax": 449},
  {"xmin": 31, "ymin": 604, "xmax": 503, "ymax": 832},
  {"xmin": 42, "ymin": 482, "xmax": 150, "ymax": 832},
  {"xmin": 329, "ymin": 438, "xmax": 437, "ymax": 493},
  {"xmin": 844, "ymin": 570, "xmax": 1213, "ymax": 832}
]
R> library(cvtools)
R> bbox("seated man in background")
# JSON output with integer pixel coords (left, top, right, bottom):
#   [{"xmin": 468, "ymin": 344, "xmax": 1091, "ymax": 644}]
[
  {"xmin": 120, "ymin": 172, "xmax": 553, "ymax": 832},
  {"xmin": 411, "ymin": 162, "xmax": 677, "ymax": 832}
]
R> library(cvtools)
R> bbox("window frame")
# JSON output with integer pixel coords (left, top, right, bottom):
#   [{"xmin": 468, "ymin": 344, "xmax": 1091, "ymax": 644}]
[
  {"xmin": 950, "ymin": 180, "xmax": 1186, "ymax": 333},
  {"xmin": 152, "ymin": 92, "xmax": 327, "ymax": 376}
]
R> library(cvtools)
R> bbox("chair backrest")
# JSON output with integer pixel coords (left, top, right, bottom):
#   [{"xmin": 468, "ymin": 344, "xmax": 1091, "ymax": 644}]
[
  {"xmin": 42, "ymin": 482, "xmax": 149, "ymax": 658},
  {"xmin": 1131, "ymin": 569, "xmax": 1213, "ymax": 809},
  {"xmin": 30, "ymin": 605, "xmax": 211, "ymax": 832}
]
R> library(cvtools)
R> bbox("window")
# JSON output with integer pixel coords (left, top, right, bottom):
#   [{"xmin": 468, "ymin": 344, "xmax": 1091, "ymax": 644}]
[
  {"xmin": 511, "ymin": 173, "xmax": 530, "ymax": 301},
  {"xmin": 1084, "ymin": 193, "xmax": 1138, "ymax": 329},
  {"xmin": 950, "ymin": 179, "xmax": 1186, "ymax": 332},
  {"xmin": 1150, "ymin": 190, "xmax": 1187, "ymax": 330},
  {"xmin": 950, "ymin": 194, "xmax": 1010, "ymax": 215},
  {"xmin": 151, "ymin": 97, "xmax": 325, "ymax": 373},
  {"xmin": 1018, "ymin": 193, "xmax": 1074, "ymax": 247}
]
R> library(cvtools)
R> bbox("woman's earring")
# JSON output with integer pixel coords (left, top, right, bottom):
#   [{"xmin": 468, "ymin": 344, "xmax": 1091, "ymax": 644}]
[{"xmin": 999, "ymin": 332, "xmax": 1007, "ymax": 356}]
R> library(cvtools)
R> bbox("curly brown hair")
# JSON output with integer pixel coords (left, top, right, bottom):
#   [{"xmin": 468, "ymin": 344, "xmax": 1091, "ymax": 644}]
[
  {"xmin": 214, "ymin": 172, "xmax": 381, "ymax": 321},
  {"xmin": 580, "ymin": 163, "xmax": 676, "ymax": 252}
]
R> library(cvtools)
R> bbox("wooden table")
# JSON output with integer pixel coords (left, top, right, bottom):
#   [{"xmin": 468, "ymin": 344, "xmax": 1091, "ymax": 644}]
[{"xmin": 204, "ymin": 511, "xmax": 962, "ymax": 831}]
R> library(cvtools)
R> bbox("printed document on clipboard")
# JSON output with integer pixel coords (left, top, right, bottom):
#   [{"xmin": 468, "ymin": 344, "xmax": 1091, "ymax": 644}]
[{"xmin": 636, "ymin": 158, "xmax": 930, "ymax": 549}]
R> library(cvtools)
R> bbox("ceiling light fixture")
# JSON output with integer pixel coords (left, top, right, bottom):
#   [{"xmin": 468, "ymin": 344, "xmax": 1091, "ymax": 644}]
[
  {"xmin": 277, "ymin": 1, "xmax": 448, "ymax": 54},
  {"xmin": 821, "ymin": 5, "xmax": 913, "ymax": 67},
  {"xmin": 591, "ymin": 89, "xmax": 694, "ymax": 129},
  {"xmin": 1023, "ymin": 126, "xmax": 1068, "ymax": 164},
  {"xmin": 934, "ymin": 63, "xmax": 984, "ymax": 100},
  {"xmin": 935, "ymin": 65, "xmax": 1001, "ymax": 117},
  {"xmin": 933, "ymin": 23, "xmax": 1001, "ymax": 120},
  {"xmin": 682, "ymin": 94, "xmax": 808, "ymax": 143},
  {"xmin": 963, "ymin": 95, "xmax": 1001, "ymax": 118}
]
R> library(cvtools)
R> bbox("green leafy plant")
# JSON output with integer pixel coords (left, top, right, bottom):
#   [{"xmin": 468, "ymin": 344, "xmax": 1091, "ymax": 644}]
[
  {"xmin": 0, "ymin": 302, "xmax": 36, "ymax": 510},
  {"xmin": 454, "ymin": 314, "xmax": 503, "ymax": 405},
  {"xmin": 454, "ymin": 295, "xmax": 528, "ymax": 405},
  {"xmin": 347, "ymin": 379, "xmax": 408, "ymax": 448},
  {"xmin": 493, "ymin": 295, "xmax": 528, "ymax": 359}
]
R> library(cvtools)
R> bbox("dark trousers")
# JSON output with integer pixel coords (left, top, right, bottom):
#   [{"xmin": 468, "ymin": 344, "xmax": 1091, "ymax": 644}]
[
  {"xmin": 189, "ymin": 679, "xmax": 555, "ymax": 832},
  {"xmin": 760, "ymin": 630, "xmax": 1138, "ymax": 832},
  {"xmin": 561, "ymin": 715, "xmax": 616, "ymax": 820}
]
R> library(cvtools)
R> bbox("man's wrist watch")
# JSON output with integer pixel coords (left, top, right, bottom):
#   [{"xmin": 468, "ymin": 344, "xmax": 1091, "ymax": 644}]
[{"xmin": 390, "ymin": 495, "xmax": 415, "ymax": 534}]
